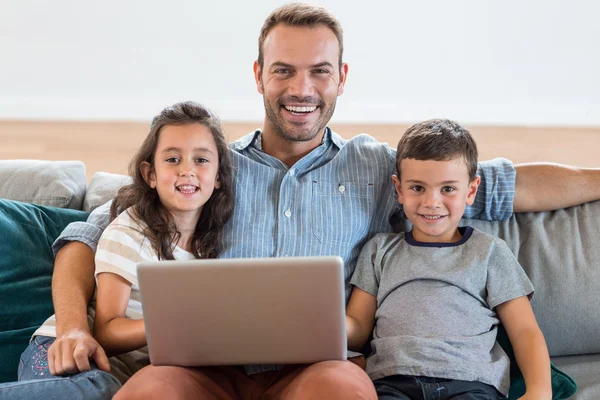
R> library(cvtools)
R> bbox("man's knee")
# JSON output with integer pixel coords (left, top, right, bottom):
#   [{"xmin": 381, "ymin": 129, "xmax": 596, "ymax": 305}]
[{"xmin": 293, "ymin": 361, "xmax": 376, "ymax": 399}]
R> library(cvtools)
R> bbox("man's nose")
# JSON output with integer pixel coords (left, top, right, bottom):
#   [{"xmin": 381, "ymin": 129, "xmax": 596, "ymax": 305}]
[{"xmin": 288, "ymin": 71, "xmax": 315, "ymax": 98}]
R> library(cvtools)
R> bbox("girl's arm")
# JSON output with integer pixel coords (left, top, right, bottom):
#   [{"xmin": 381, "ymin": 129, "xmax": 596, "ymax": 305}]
[
  {"xmin": 345, "ymin": 287, "xmax": 377, "ymax": 352},
  {"xmin": 496, "ymin": 296, "xmax": 552, "ymax": 400},
  {"xmin": 93, "ymin": 272, "xmax": 146, "ymax": 357}
]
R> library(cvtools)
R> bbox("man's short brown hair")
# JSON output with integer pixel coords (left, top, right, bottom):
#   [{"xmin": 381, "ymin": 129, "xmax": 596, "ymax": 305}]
[
  {"xmin": 257, "ymin": 3, "xmax": 344, "ymax": 69},
  {"xmin": 396, "ymin": 119, "xmax": 478, "ymax": 181}
]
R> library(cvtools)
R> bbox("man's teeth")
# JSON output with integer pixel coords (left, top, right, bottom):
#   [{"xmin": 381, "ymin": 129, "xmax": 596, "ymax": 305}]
[
  {"xmin": 422, "ymin": 215, "xmax": 443, "ymax": 220},
  {"xmin": 285, "ymin": 105, "xmax": 317, "ymax": 113}
]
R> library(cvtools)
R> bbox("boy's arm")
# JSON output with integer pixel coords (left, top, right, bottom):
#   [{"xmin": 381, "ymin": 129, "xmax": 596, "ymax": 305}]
[
  {"xmin": 346, "ymin": 287, "xmax": 377, "ymax": 352},
  {"xmin": 94, "ymin": 273, "xmax": 146, "ymax": 357},
  {"xmin": 496, "ymin": 296, "xmax": 552, "ymax": 399},
  {"xmin": 514, "ymin": 163, "xmax": 600, "ymax": 212},
  {"xmin": 48, "ymin": 242, "xmax": 110, "ymax": 375}
]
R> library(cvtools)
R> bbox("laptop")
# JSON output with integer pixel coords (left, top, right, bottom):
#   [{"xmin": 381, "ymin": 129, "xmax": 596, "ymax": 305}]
[{"xmin": 136, "ymin": 256, "xmax": 347, "ymax": 366}]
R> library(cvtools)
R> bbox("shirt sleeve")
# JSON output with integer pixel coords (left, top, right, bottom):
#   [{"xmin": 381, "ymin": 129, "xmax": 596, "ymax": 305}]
[
  {"xmin": 52, "ymin": 200, "xmax": 112, "ymax": 256},
  {"xmin": 465, "ymin": 158, "xmax": 516, "ymax": 221},
  {"xmin": 94, "ymin": 216, "xmax": 150, "ymax": 287},
  {"xmin": 350, "ymin": 236, "xmax": 382, "ymax": 297},
  {"xmin": 486, "ymin": 237, "xmax": 534, "ymax": 309}
]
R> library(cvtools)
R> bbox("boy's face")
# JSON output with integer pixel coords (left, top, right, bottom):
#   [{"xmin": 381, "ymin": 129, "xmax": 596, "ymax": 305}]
[{"xmin": 393, "ymin": 158, "xmax": 480, "ymax": 243}]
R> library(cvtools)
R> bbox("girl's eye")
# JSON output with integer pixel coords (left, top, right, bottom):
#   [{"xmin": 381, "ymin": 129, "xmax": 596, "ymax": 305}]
[
  {"xmin": 166, "ymin": 157, "xmax": 179, "ymax": 163},
  {"xmin": 195, "ymin": 158, "xmax": 208, "ymax": 163},
  {"xmin": 411, "ymin": 186, "xmax": 424, "ymax": 192}
]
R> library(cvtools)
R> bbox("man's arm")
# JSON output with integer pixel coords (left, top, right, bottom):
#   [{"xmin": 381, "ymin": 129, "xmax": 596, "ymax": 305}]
[
  {"xmin": 47, "ymin": 200, "xmax": 113, "ymax": 375},
  {"xmin": 514, "ymin": 163, "xmax": 600, "ymax": 212},
  {"xmin": 48, "ymin": 242, "xmax": 110, "ymax": 375}
]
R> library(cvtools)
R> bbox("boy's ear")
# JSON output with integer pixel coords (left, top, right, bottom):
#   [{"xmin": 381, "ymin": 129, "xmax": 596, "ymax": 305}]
[
  {"xmin": 392, "ymin": 175, "xmax": 404, "ymax": 204},
  {"xmin": 466, "ymin": 176, "xmax": 481, "ymax": 206},
  {"xmin": 140, "ymin": 161, "xmax": 156, "ymax": 189}
]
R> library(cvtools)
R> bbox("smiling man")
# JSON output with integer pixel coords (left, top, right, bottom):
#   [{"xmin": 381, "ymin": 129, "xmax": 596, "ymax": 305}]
[{"xmin": 3, "ymin": 3, "xmax": 600, "ymax": 400}]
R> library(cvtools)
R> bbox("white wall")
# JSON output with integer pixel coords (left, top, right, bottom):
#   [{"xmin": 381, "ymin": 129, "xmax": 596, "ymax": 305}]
[{"xmin": 1, "ymin": 0, "xmax": 599, "ymax": 125}]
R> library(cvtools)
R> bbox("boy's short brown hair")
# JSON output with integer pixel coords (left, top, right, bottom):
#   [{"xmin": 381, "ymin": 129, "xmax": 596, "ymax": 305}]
[{"xmin": 396, "ymin": 119, "xmax": 478, "ymax": 180}]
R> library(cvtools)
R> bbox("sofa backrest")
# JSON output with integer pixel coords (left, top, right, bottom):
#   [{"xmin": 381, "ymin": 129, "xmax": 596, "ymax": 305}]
[{"xmin": 0, "ymin": 160, "xmax": 87, "ymax": 209}]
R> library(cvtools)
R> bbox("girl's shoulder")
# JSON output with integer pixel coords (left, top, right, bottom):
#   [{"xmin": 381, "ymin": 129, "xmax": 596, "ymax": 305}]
[{"xmin": 105, "ymin": 207, "xmax": 149, "ymax": 237}]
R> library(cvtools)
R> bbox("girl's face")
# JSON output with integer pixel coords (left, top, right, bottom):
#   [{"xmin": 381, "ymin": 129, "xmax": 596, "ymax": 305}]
[{"xmin": 142, "ymin": 123, "xmax": 220, "ymax": 224}]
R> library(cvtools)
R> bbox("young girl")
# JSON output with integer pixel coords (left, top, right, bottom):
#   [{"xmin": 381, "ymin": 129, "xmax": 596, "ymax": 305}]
[{"xmin": 92, "ymin": 101, "xmax": 233, "ymax": 370}]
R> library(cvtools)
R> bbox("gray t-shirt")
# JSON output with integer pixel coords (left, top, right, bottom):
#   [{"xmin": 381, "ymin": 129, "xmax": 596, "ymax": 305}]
[{"xmin": 351, "ymin": 227, "xmax": 533, "ymax": 395}]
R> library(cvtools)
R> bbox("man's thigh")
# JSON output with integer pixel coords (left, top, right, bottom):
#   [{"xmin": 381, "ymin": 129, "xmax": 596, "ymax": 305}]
[{"xmin": 268, "ymin": 359, "xmax": 377, "ymax": 400}]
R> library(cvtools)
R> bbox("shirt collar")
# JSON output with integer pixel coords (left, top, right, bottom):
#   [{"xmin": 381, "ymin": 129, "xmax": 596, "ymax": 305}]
[{"xmin": 231, "ymin": 127, "xmax": 345, "ymax": 152}]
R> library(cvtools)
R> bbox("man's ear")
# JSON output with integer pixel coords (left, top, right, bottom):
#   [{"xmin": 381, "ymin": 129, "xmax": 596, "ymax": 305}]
[
  {"xmin": 253, "ymin": 61, "xmax": 264, "ymax": 94},
  {"xmin": 466, "ymin": 176, "xmax": 481, "ymax": 206},
  {"xmin": 140, "ymin": 161, "xmax": 156, "ymax": 189},
  {"xmin": 392, "ymin": 175, "xmax": 404, "ymax": 204},
  {"xmin": 337, "ymin": 62, "xmax": 349, "ymax": 96}
]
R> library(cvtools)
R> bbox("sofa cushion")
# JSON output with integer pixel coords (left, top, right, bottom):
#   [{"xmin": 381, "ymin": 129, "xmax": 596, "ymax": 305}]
[
  {"xmin": 0, "ymin": 160, "xmax": 87, "ymax": 209},
  {"xmin": 83, "ymin": 172, "xmax": 131, "ymax": 212},
  {"xmin": 552, "ymin": 354, "xmax": 600, "ymax": 400},
  {"xmin": 0, "ymin": 199, "xmax": 89, "ymax": 383},
  {"xmin": 497, "ymin": 326, "xmax": 577, "ymax": 399},
  {"xmin": 460, "ymin": 201, "xmax": 600, "ymax": 358}
]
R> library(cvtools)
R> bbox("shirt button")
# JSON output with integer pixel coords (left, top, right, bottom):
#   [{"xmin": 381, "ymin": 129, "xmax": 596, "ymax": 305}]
[
  {"xmin": 289, "ymin": 169, "xmax": 295, "ymax": 176},
  {"xmin": 338, "ymin": 184, "xmax": 346, "ymax": 193},
  {"xmin": 284, "ymin": 210, "xmax": 292, "ymax": 218}
]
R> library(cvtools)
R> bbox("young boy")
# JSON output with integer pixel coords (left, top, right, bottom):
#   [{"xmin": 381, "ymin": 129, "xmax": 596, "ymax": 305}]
[{"xmin": 346, "ymin": 119, "xmax": 552, "ymax": 400}]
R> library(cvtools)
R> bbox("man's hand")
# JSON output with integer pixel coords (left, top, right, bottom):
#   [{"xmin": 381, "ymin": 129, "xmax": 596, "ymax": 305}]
[{"xmin": 48, "ymin": 329, "xmax": 110, "ymax": 375}]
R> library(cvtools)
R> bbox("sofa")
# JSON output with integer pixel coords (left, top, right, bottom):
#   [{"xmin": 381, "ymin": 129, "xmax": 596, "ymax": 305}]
[{"xmin": 0, "ymin": 159, "xmax": 598, "ymax": 399}]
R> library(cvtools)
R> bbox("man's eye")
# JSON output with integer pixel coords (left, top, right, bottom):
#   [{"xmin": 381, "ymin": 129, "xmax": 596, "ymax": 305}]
[
  {"xmin": 314, "ymin": 69, "xmax": 330, "ymax": 74},
  {"xmin": 275, "ymin": 68, "xmax": 290, "ymax": 74}
]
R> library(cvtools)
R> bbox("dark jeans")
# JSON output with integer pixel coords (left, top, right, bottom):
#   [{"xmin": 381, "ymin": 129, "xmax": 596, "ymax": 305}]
[{"xmin": 374, "ymin": 375, "xmax": 503, "ymax": 400}]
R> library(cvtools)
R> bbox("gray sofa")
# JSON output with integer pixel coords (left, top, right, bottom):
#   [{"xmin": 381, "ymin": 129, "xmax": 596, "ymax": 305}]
[{"xmin": 1, "ymin": 160, "xmax": 599, "ymax": 399}]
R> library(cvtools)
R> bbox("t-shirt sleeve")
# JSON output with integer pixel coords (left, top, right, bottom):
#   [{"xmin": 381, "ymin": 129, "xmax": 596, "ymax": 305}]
[
  {"xmin": 350, "ymin": 235, "xmax": 382, "ymax": 297},
  {"xmin": 486, "ymin": 237, "xmax": 534, "ymax": 309},
  {"xmin": 465, "ymin": 158, "xmax": 516, "ymax": 221},
  {"xmin": 94, "ymin": 216, "xmax": 150, "ymax": 286}
]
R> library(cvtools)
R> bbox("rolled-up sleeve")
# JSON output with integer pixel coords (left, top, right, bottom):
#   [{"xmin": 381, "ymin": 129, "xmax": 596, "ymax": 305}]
[
  {"xmin": 466, "ymin": 158, "xmax": 516, "ymax": 221},
  {"xmin": 52, "ymin": 200, "xmax": 112, "ymax": 256}
]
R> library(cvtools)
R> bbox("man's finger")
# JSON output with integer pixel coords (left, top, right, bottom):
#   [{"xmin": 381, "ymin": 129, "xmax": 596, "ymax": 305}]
[
  {"xmin": 93, "ymin": 345, "xmax": 111, "ymax": 372},
  {"xmin": 73, "ymin": 342, "xmax": 92, "ymax": 372},
  {"xmin": 47, "ymin": 342, "xmax": 57, "ymax": 375}
]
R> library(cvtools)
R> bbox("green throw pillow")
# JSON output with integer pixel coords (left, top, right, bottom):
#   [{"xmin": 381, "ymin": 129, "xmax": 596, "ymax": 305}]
[
  {"xmin": 0, "ymin": 199, "xmax": 89, "ymax": 383},
  {"xmin": 497, "ymin": 325, "xmax": 577, "ymax": 399}
]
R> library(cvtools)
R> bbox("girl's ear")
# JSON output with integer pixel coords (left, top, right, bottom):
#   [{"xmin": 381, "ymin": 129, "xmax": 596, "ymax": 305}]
[
  {"xmin": 466, "ymin": 176, "xmax": 481, "ymax": 206},
  {"xmin": 140, "ymin": 161, "xmax": 156, "ymax": 188},
  {"xmin": 214, "ymin": 173, "xmax": 221, "ymax": 190},
  {"xmin": 392, "ymin": 175, "xmax": 404, "ymax": 204}
]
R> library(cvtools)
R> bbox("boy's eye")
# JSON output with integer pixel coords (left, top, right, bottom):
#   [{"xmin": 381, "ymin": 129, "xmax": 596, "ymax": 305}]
[{"xmin": 442, "ymin": 186, "xmax": 456, "ymax": 193}]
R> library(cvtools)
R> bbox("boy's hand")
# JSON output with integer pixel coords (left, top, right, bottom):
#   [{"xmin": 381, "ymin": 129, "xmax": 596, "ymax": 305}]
[{"xmin": 48, "ymin": 328, "xmax": 110, "ymax": 375}]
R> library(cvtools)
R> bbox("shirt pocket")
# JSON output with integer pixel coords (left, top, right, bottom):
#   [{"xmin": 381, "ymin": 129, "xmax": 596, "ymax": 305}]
[{"xmin": 311, "ymin": 181, "xmax": 374, "ymax": 247}]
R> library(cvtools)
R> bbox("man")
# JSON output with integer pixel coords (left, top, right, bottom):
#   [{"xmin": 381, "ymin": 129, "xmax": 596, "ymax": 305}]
[{"xmin": 2, "ymin": 3, "xmax": 600, "ymax": 400}]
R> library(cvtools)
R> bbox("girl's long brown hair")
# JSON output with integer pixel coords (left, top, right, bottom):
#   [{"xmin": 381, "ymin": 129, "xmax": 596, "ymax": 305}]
[{"xmin": 110, "ymin": 101, "xmax": 234, "ymax": 259}]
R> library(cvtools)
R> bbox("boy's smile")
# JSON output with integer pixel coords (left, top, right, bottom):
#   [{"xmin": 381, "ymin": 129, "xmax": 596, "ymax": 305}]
[{"xmin": 393, "ymin": 158, "xmax": 480, "ymax": 243}]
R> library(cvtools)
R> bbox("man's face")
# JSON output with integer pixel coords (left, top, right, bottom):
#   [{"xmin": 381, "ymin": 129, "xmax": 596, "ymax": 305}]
[{"xmin": 254, "ymin": 24, "xmax": 348, "ymax": 143}]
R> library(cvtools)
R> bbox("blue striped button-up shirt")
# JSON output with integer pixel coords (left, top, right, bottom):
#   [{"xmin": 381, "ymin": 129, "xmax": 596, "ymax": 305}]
[{"xmin": 54, "ymin": 128, "xmax": 516, "ymax": 375}]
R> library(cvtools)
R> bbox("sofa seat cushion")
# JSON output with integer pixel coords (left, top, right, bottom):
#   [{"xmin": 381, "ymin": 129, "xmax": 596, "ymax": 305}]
[
  {"xmin": 552, "ymin": 354, "xmax": 600, "ymax": 400},
  {"xmin": 0, "ymin": 199, "xmax": 89, "ymax": 383}
]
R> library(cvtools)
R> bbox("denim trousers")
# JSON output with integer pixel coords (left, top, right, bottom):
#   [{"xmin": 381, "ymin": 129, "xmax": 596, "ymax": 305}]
[
  {"xmin": 374, "ymin": 374, "xmax": 503, "ymax": 400},
  {"xmin": 0, "ymin": 336, "xmax": 121, "ymax": 400}
]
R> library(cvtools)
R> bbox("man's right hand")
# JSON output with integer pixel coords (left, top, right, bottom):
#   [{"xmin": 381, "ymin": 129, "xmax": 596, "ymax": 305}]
[{"xmin": 48, "ymin": 328, "xmax": 111, "ymax": 375}]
